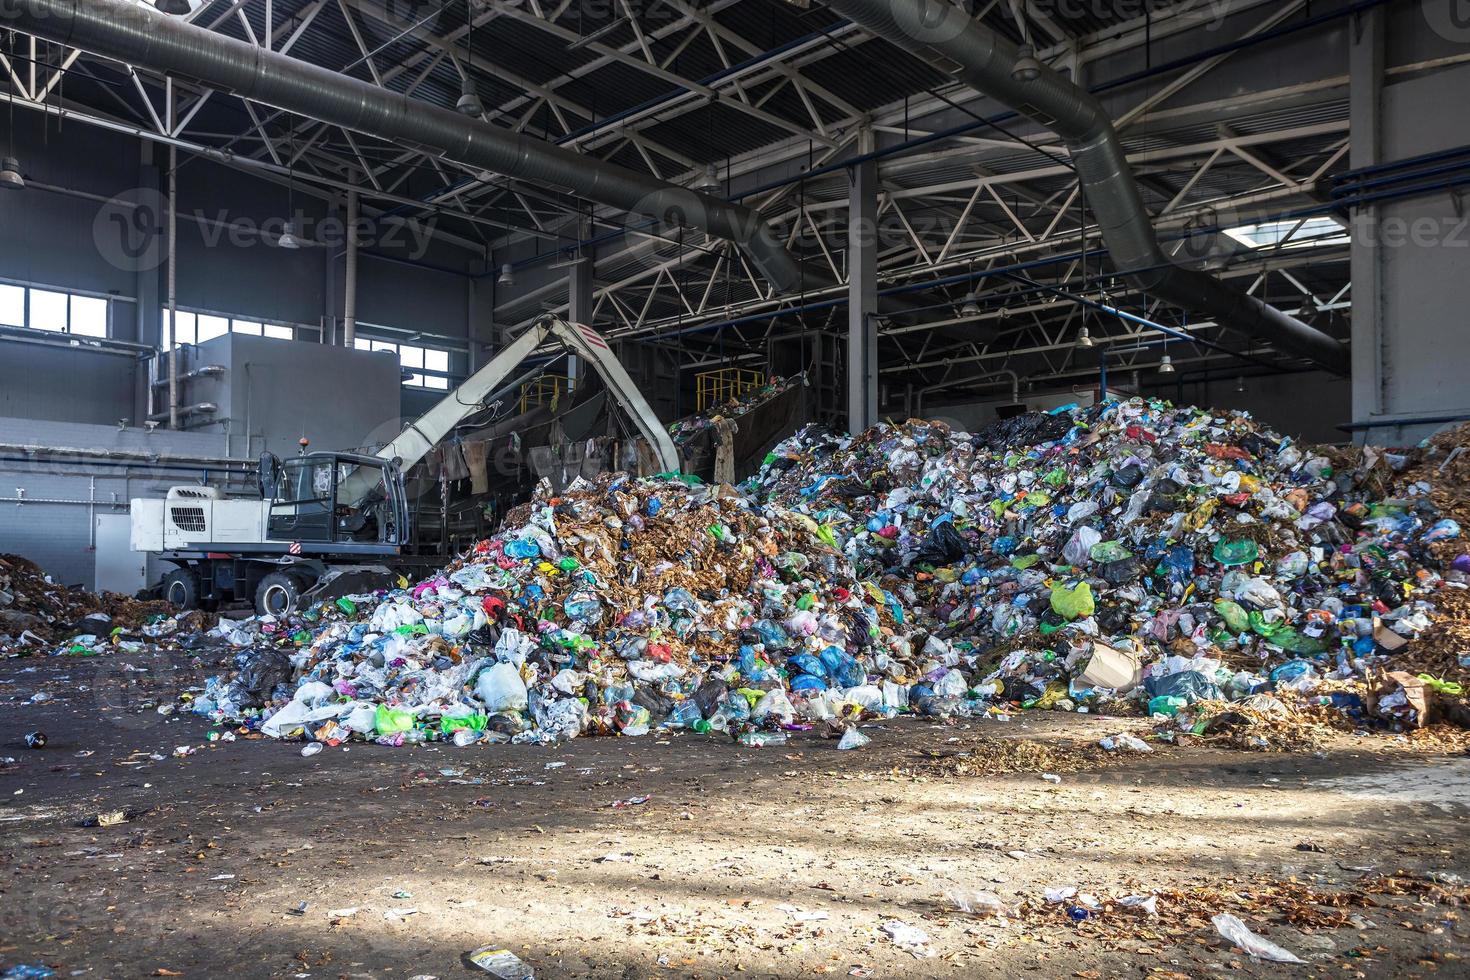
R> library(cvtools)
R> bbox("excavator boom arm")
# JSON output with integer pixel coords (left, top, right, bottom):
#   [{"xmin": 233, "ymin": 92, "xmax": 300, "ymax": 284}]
[{"xmin": 339, "ymin": 318, "xmax": 677, "ymax": 505}]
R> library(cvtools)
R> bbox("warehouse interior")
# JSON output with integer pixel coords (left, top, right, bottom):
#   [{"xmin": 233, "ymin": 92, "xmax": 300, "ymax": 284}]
[
  {"xmin": 3, "ymin": 0, "xmax": 1470, "ymax": 974},
  {"xmin": 0, "ymin": 0, "xmax": 1464, "ymax": 593}
]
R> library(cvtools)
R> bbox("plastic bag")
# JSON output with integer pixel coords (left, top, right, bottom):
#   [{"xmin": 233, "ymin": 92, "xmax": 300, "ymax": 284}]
[
  {"xmin": 1063, "ymin": 527, "xmax": 1102, "ymax": 566},
  {"xmin": 1213, "ymin": 539, "xmax": 1260, "ymax": 566},
  {"xmin": 1211, "ymin": 913, "xmax": 1305, "ymax": 963},
  {"xmin": 475, "ymin": 661, "xmax": 529, "ymax": 713},
  {"xmin": 1050, "ymin": 581, "xmax": 1095, "ymax": 621},
  {"xmin": 915, "ymin": 522, "xmax": 968, "ymax": 565}
]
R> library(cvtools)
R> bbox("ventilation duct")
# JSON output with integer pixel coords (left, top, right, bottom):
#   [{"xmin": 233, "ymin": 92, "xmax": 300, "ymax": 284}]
[
  {"xmin": 8, "ymin": 0, "xmax": 804, "ymax": 293},
  {"xmin": 821, "ymin": 0, "xmax": 1349, "ymax": 375}
]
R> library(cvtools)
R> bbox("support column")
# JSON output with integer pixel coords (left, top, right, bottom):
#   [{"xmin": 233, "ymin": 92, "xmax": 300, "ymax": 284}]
[
  {"xmin": 1348, "ymin": 6, "xmax": 1384, "ymax": 434},
  {"xmin": 342, "ymin": 189, "xmax": 358, "ymax": 347},
  {"xmin": 847, "ymin": 129, "xmax": 879, "ymax": 431},
  {"xmin": 567, "ymin": 223, "xmax": 593, "ymax": 393}
]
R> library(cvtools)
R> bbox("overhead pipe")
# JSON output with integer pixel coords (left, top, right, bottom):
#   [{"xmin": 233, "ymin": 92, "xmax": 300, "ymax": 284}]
[
  {"xmin": 0, "ymin": 0, "xmax": 805, "ymax": 293},
  {"xmin": 818, "ymin": 0, "xmax": 1350, "ymax": 375},
  {"xmin": 149, "ymin": 363, "xmax": 225, "ymax": 386},
  {"xmin": 147, "ymin": 401, "xmax": 219, "ymax": 422}
]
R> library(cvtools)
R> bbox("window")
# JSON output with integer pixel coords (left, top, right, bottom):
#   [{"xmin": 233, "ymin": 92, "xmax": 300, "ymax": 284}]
[
  {"xmin": 70, "ymin": 296, "xmax": 108, "ymax": 338},
  {"xmin": 30, "ymin": 290, "xmax": 69, "ymax": 332},
  {"xmin": 0, "ymin": 284, "xmax": 117, "ymax": 337},
  {"xmin": 1224, "ymin": 217, "xmax": 1350, "ymax": 251},
  {"xmin": 354, "ymin": 336, "xmax": 454, "ymax": 388},
  {"xmin": 0, "ymin": 285, "xmax": 22, "ymax": 327},
  {"xmin": 163, "ymin": 310, "xmax": 198, "ymax": 346},
  {"xmin": 196, "ymin": 314, "xmax": 229, "ymax": 343},
  {"xmin": 161, "ymin": 310, "xmax": 301, "ymax": 348}
]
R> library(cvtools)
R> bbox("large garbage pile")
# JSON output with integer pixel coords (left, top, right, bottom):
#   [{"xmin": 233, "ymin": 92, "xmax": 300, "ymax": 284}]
[
  {"xmin": 0, "ymin": 553, "xmax": 175, "ymax": 648},
  {"xmin": 753, "ymin": 399, "xmax": 1470, "ymax": 735},
  {"xmin": 192, "ymin": 475, "xmax": 913, "ymax": 745},
  {"xmin": 188, "ymin": 397, "xmax": 1470, "ymax": 748}
]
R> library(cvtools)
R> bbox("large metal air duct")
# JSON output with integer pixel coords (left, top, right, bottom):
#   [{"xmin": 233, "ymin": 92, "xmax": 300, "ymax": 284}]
[
  {"xmin": 821, "ymin": 0, "xmax": 1349, "ymax": 375},
  {"xmin": 2, "ymin": 0, "xmax": 804, "ymax": 293}
]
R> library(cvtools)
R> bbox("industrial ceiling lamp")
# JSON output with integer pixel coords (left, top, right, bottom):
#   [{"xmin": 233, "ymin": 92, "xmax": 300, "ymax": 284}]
[
  {"xmin": 456, "ymin": 4, "xmax": 484, "ymax": 116},
  {"xmin": 691, "ymin": 163, "xmax": 721, "ymax": 193},
  {"xmin": 1010, "ymin": 0, "xmax": 1042, "ymax": 82},
  {"xmin": 1, "ymin": 47, "xmax": 19, "ymax": 190},
  {"xmin": 1235, "ymin": 375, "xmax": 1247, "ymax": 393},
  {"xmin": 155, "ymin": 0, "xmax": 191, "ymax": 14},
  {"xmin": 0, "ymin": 156, "xmax": 22, "ymax": 190},
  {"xmin": 276, "ymin": 221, "xmax": 303, "ymax": 249},
  {"xmin": 959, "ymin": 292, "xmax": 981, "ymax": 316},
  {"xmin": 497, "ymin": 263, "xmax": 515, "ymax": 286},
  {"xmin": 456, "ymin": 76, "xmax": 484, "ymax": 117},
  {"xmin": 1158, "ymin": 354, "xmax": 1176, "ymax": 374},
  {"xmin": 1075, "ymin": 325, "xmax": 1094, "ymax": 348},
  {"xmin": 1012, "ymin": 44, "xmax": 1042, "ymax": 82}
]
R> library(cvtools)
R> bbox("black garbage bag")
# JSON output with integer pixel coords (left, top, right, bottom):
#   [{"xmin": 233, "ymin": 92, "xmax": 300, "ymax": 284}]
[
  {"xmin": 235, "ymin": 649, "xmax": 293, "ymax": 705},
  {"xmin": 632, "ymin": 683, "xmax": 673, "ymax": 723},
  {"xmin": 971, "ymin": 412, "xmax": 1073, "ymax": 451},
  {"xmin": 915, "ymin": 522, "xmax": 968, "ymax": 565},
  {"xmin": 1112, "ymin": 463, "xmax": 1145, "ymax": 488},
  {"xmin": 1099, "ymin": 556, "xmax": 1141, "ymax": 585},
  {"xmin": 694, "ymin": 678, "xmax": 729, "ymax": 717}
]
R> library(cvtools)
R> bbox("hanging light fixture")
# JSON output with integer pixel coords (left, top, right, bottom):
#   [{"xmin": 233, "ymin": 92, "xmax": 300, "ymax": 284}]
[
  {"xmin": 1158, "ymin": 354, "xmax": 1176, "ymax": 374},
  {"xmin": 497, "ymin": 263, "xmax": 516, "ymax": 286},
  {"xmin": 1076, "ymin": 325, "xmax": 1094, "ymax": 348},
  {"xmin": 1235, "ymin": 376, "xmax": 1247, "ymax": 393},
  {"xmin": 0, "ymin": 156, "xmax": 22, "ymax": 190},
  {"xmin": 456, "ymin": 76, "xmax": 484, "ymax": 117},
  {"xmin": 1012, "ymin": 44, "xmax": 1042, "ymax": 82},
  {"xmin": 691, "ymin": 163, "xmax": 721, "ymax": 193},
  {"xmin": 155, "ymin": 0, "xmax": 191, "ymax": 14},
  {"xmin": 959, "ymin": 292, "xmax": 981, "ymax": 317},
  {"xmin": 457, "ymin": 2, "xmax": 484, "ymax": 116},
  {"xmin": 276, "ymin": 221, "xmax": 303, "ymax": 249},
  {"xmin": 1, "ymin": 48, "xmax": 19, "ymax": 190}
]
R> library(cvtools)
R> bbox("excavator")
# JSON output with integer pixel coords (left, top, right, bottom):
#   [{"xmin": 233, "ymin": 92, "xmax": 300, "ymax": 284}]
[{"xmin": 130, "ymin": 317, "xmax": 679, "ymax": 615}]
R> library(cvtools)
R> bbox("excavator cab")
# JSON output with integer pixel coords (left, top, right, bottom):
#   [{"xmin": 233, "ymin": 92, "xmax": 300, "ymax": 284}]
[{"xmin": 266, "ymin": 451, "xmax": 409, "ymax": 550}]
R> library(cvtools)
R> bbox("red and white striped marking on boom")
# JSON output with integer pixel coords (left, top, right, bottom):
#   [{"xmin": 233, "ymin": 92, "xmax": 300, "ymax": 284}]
[
  {"xmin": 289, "ymin": 541, "xmax": 302, "ymax": 556},
  {"xmin": 577, "ymin": 325, "xmax": 610, "ymax": 351}
]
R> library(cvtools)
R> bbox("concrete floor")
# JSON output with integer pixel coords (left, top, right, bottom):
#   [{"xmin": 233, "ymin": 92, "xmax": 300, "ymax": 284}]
[{"xmin": 2, "ymin": 650, "xmax": 1468, "ymax": 979}]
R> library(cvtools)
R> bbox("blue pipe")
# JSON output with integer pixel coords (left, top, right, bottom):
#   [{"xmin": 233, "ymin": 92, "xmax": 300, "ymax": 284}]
[
  {"xmin": 1331, "ymin": 142, "xmax": 1470, "ymax": 182},
  {"xmin": 1329, "ymin": 158, "xmax": 1470, "ymax": 197}
]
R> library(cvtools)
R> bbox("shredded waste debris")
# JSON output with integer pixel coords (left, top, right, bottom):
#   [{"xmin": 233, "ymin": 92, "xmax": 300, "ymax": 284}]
[
  {"xmin": 4, "ymin": 398, "xmax": 1470, "ymax": 750},
  {"xmin": 0, "ymin": 553, "xmax": 197, "ymax": 650}
]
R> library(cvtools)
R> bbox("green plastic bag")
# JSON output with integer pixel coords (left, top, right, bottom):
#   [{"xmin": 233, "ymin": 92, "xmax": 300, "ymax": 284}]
[
  {"xmin": 1010, "ymin": 553, "xmax": 1041, "ymax": 570},
  {"xmin": 375, "ymin": 704, "xmax": 414, "ymax": 735},
  {"xmin": 816, "ymin": 523, "xmax": 839, "ymax": 549},
  {"xmin": 1148, "ymin": 695, "xmax": 1188, "ymax": 717},
  {"xmin": 336, "ymin": 597, "xmax": 357, "ymax": 615},
  {"xmin": 1212, "ymin": 538, "xmax": 1259, "ymax": 566},
  {"xmin": 439, "ymin": 713, "xmax": 488, "ymax": 734},
  {"xmin": 1214, "ymin": 599, "xmax": 1250, "ymax": 633},
  {"xmin": 1050, "ymin": 580, "xmax": 1095, "ymax": 620},
  {"xmin": 1089, "ymin": 540, "xmax": 1133, "ymax": 563}
]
